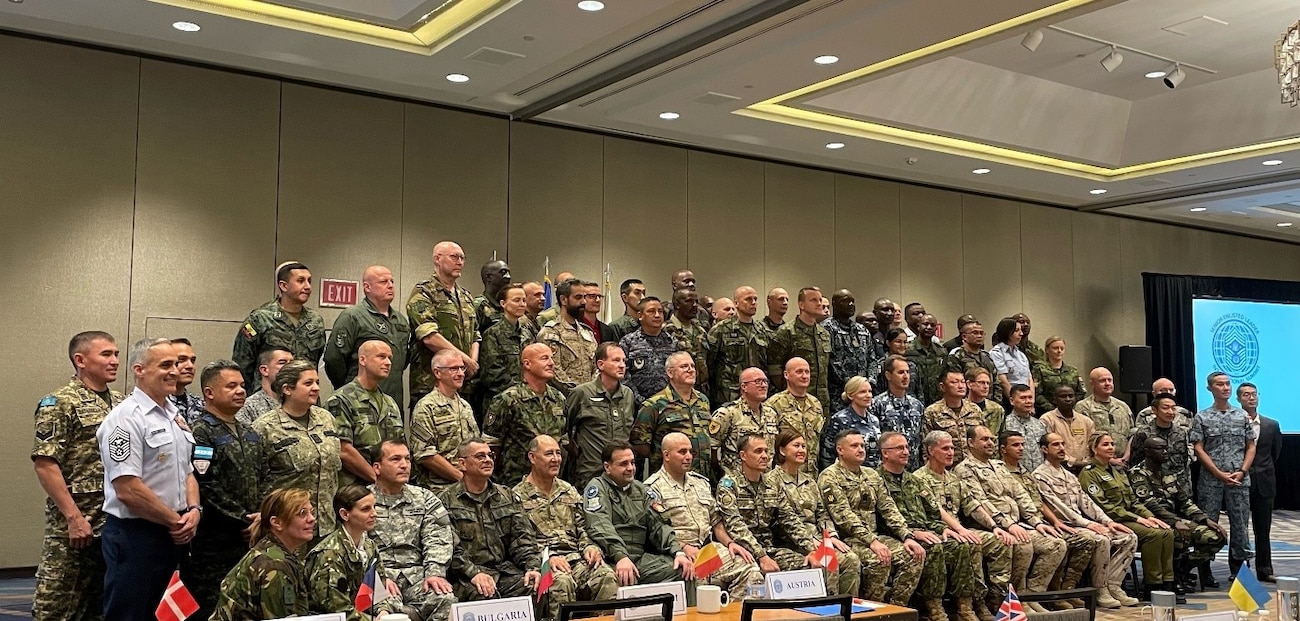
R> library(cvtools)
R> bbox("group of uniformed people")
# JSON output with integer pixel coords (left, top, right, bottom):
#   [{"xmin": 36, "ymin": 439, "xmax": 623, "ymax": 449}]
[{"xmin": 29, "ymin": 239, "xmax": 1280, "ymax": 621}]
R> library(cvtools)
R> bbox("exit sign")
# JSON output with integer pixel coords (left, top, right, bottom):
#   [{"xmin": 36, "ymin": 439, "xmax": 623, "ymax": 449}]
[{"xmin": 320, "ymin": 279, "xmax": 358, "ymax": 307}]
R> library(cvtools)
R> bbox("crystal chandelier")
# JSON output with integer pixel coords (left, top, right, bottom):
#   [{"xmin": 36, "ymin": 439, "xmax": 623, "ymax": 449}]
[{"xmin": 1277, "ymin": 21, "xmax": 1300, "ymax": 106}]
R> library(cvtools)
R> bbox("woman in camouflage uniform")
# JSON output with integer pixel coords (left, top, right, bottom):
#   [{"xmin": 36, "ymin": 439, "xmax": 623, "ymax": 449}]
[
  {"xmin": 211, "ymin": 488, "xmax": 315, "ymax": 620},
  {"xmin": 772, "ymin": 429, "xmax": 861, "ymax": 597},
  {"xmin": 306, "ymin": 485, "xmax": 402, "ymax": 620},
  {"xmin": 1030, "ymin": 337, "xmax": 1086, "ymax": 415}
]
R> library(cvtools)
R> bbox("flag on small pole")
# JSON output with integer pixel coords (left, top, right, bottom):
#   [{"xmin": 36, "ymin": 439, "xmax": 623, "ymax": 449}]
[
  {"xmin": 810, "ymin": 528, "xmax": 839, "ymax": 572},
  {"xmin": 693, "ymin": 542, "xmax": 724, "ymax": 579},
  {"xmin": 536, "ymin": 547, "xmax": 555, "ymax": 602},
  {"xmin": 993, "ymin": 585, "xmax": 1027, "ymax": 621},
  {"xmin": 542, "ymin": 257, "xmax": 553, "ymax": 310},
  {"xmin": 1230, "ymin": 566, "xmax": 1272, "ymax": 612},
  {"xmin": 155, "ymin": 570, "xmax": 199, "ymax": 621},
  {"xmin": 355, "ymin": 559, "xmax": 392, "ymax": 614},
  {"xmin": 604, "ymin": 263, "xmax": 613, "ymax": 323}
]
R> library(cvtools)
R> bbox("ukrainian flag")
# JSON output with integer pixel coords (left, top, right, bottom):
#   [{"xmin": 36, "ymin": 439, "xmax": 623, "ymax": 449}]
[
  {"xmin": 1230, "ymin": 566, "xmax": 1272, "ymax": 612},
  {"xmin": 542, "ymin": 256, "xmax": 553, "ymax": 310}
]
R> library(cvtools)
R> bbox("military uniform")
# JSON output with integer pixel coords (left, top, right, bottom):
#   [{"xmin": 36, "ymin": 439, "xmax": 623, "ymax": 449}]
[
  {"xmin": 1074, "ymin": 396, "xmax": 1134, "ymax": 456},
  {"xmin": 907, "ymin": 339, "xmax": 948, "ymax": 407},
  {"xmin": 1005, "ymin": 463, "xmax": 1096, "ymax": 595},
  {"xmin": 645, "ymin": 469, "xmax": 763, "ymax": 598},
  {"xmin": 817, "ymin": 407, "xmax": 881, "ymax": 471},
  {"xmin": 1190, "ymin": 406, "xmax": 1253, "ymax": 564},
  {"xmin": 186, "ymin": 410, "xmax": 262, "ymax": 619},
  {"xmin": 473, "ymin": 295, "xmax": 505, "ymax": 336},
  {"xmin": 818, "ymin": 462, "xmax": 922, "ymax": 604},
  {"xmin": 822, "ymin": 318, "xmax": 875, "ymax": 409},
  {"xmin": 327, "ymin": 379, "xmax": 404, "ymax": 487},
  {"xmin": 870, "ymin": 392, "xmax": 926, "ymax": 470},
  {"xmin": 211, "ymin": 536, "xmax": 309, "ymax": 621},
  {"xmin": 233, "ymin": 300, "xmax": 326, "ymax": 391},
  {"xmin": 767, "ymin": 390, "xmax": 824, "ymax": 476},
  {"xmin": 408, "ymin": 390, "xmax": 480, "ymax": 490},
  {"xmin": 1030, "ymin": 363, "xmax": 1084, "ymax": 415},
  {"xmin": 708, "ymin": 400, "xmax": 780, "ymax": 477},
  {"xmin": 717, "ymin": 470, "xmax": 859, "ymax": 596},
  {"xmin": 946, "ymin": 348, "xmax": 1002, "ymax": 405},
  {"xmin": 868, "ymin": 357, "xmax": 923, "ymax": 403},
  {"xmin": 536, "ymin": 307, "xmax": 560, "ymax": 330},
  {"xmin": 170, "ymin": 392, "xmax": 206, "ymax": 425},
  {"xmin": 706, "ymin": 318, "xmax": 769, "ymax": 407},
  {"xmin": 476, "ymin": 318, "xmax": 537, "ymax": 406},
  {"xmin": 922, "ymin": 400, "xmax": 986, "ymax": 466},
  {"xmin": 514, "ymin": 478, "xmax": 618, "ymax": 618},
  {"xmin": 632, "ymin": 386, "xmax": 714, "ymax": 481},
  {"xmin": 619, "ymin": 329, "xmax": 681, "ymax": 404},
  {"xmin": 323, "ymin": 297, "xmax": 412, "ymax": 410},
  {"xmin": 608, "ymin": 314, "xmax": 639, "ymax": 342},
  {"xmin": 438, "ymin": 481, "xmax": 546, "ymax": 606},
  {"xmin": 773, "ymin": 468, "xmax": 838, "ymax": 545},
  {"xmin": 1129, "ymin": 463, "xmax": 1226, "ymax": 567},
  {"xmin": 31, "ymin": 378, "xmax": 122, "ymax": 621},
  {"xmin": 1133, "ymin": 419, "xmax": 1193, "ymax": 497},
  {"xmin": 1135, "ymin": 404, "xmax": 1193, "ymax": 430},
  {"xmin": 1003, "ymin": 413, "xmax": 1048, "ymax": 473},
  {"xmin": 305, "ymin": 528, "xmax": 403, "ymax": 620},
  {"xmin": 1033, "ymin": 462, "xmax": 1138, "ymax": 595},
  {"xmin": 484, "ymin": 383, "xmax": 567, "ymax": 486},
  {"xmin": 370, "ymin": 483, "xmax": 457, "ymax": 621},
  {"xmin": 1078, "ymin": 461, "xmax": 1175, "ymax": 587},
  {"xmin": 767, "ymin": 318, "xmax": 832, "ymax": 414},
  {"xmin": 1020, "ymin": 340, "xmax": 1045, "ymax": 366},
  {"xmin": 878, "ymin": 466, "xmax": 981, "ymax": 604},
  {"xmin": 253, "ymin": 406, "xmax": 342, "ymax": 536},
  {"xmin": 564, "ymin": 379, "xmax": 636, "ymax": 486},
  {"xmin": 407, "ymin": 277, "xmax": 479, "ymax": 403},
  {"xmin": 1038, "ymin": 411, "xmax": 1096, "ymax": 469},
  {"xmin": 537, "ymin": 319, "xmax": 597, "ymax": 396},
  {"xmin": 665, "ymin": 314, "xmax": 711, "ymax": 397},
  {"xmin": 236, "ymin": 390, "xmax": 278, "ymax": 427},
  {"xmin": 583, "ymin": 474, "xmax": 686, "ymax": 585},
  {"xmin": 912, "ymin": 465, "xmax": 1012, "ymax": 599}
]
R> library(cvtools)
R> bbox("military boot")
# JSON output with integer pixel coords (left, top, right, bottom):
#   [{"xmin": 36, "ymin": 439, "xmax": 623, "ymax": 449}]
[
  {"xmin": 1096, "ymin": 588, "xmax": 1122, "ymax": 609},
  {"xmin": 1057, "ymin": 556, "xmax": 1088, "ymax": 608},
  {"xmin": 956, "ymin": 598, "xmax": 981, "ymax": 621},
  {"xmin": 922, "ymin": 599, "xmax": 950, "ymax": 621},
  {"xmin": 1110, "ymin": 585, "xmax": 1140, "ymax": 607},
  {"xmin": 974, "ymin": 597, "xmax": 996, "ymax": 621}
]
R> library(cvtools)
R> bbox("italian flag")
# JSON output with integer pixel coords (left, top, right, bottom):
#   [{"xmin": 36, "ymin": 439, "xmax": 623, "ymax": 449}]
[{"xmin": 537, "ymin": 548, "xmax": 555, "ymax": 601}]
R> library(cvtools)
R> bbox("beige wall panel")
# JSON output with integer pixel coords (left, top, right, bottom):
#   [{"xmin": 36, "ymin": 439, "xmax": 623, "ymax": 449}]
[
  {"xmin": 508, "ymin": 123, "xmax": 604, "ymax": 284},
  {"xmin": 131, "ymin": 60, "xmax": 281, "ymax": 366},
  {"xmin": 276, "ymin": 84, "xmax": 404, "ymax": 354},
  {"xmin": 899, "ymin": 186, "xmax": 963, "ymax": 338},
  {"xmin": 962, "ymin": 195, "xmax": 1022, "ymax": 334},
  {"xmin": 402, "ymin": 105, "xmax": 508, "ymax": 295},
  {"xmin": 144, "ymin": 318, "xmax": 244, "ymax": 372},
  {"xmin": 1072, "ymin": 212, "xmax": 1124, "ymax": 371},
  {"xmin": 1019, "ymin": 204, "xmax": 1078, "ymax": 363},
  {"xmin": 686, "ymin": 152, "xmax": 765, "ymax": 302},
  {"xmin": 0, "ymin": 38, "xmax": 139, "ymax": 567},
  {"xmin": 834, "ymin": 176, "xmax": 901, "ymax": 305},
  {"xmin": 602, "ymin": 138, "xmax": 688, "ymax": 300},
  {"xmin": 764, "ymin": 163, "xmax": 836, "ymax": 298}
]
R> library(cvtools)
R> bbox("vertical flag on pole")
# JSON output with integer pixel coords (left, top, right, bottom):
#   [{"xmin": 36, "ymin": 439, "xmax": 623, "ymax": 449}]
[
  {"xmin": 604, "ymin": 263, "xmax": 613, "ymax": 323},
  {"xmin": 542, "ymin": 257, "xmax": 553, "ymax": 310}
]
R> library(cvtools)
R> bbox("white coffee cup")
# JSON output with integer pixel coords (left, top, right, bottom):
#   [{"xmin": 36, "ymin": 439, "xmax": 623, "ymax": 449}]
[{"xmin": 697, "ymin": 584, "xmax": 730, "ymax": 614}]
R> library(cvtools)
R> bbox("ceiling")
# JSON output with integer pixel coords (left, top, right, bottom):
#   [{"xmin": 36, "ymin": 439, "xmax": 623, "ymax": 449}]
[{"xmin": 5, "ymin": 0, "xmax": 1300, "ymax": 242}]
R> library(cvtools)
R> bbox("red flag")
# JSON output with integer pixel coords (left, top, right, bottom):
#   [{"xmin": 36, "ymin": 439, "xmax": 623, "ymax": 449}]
[
  {"xmin": 155, "ymin": 571, "xmax": 199, "ymax": 621},
  {"xmin": 536, "ymin": 548, "xmax": 555, "ymax": 602},
  {"xmin": 811, "ymin": 528, "xmax": 839, "ymax": 572},
  {"xmin": 994, "ymin": 585, "xmax": 1027, "ymax": 621},
  {"xmin": 694, "ymin": 542, "xmax": 724, "ymax": 579},
  {"xmin": 356, "ymin": 560, "xmax": 379, "ymax": 612}
]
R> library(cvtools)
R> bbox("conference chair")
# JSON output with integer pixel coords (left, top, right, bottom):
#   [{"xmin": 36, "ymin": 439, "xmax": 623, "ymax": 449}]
[
  {"xmin": 1020, "ymin": 587, "xmax": 1099, "ymax": 621},
  {"xmin": 739, "ymin": 595, "xmax": 854, "ymax": 621},
  {"xmin": 557, "ymin": 593, "xmax": 675, "ymax": 621}
]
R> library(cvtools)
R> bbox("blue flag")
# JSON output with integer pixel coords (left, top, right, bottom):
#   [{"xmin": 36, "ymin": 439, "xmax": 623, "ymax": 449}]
[{"xmin": 1230, "ymin": 566, "xmax": 1271, "ymax": 612}]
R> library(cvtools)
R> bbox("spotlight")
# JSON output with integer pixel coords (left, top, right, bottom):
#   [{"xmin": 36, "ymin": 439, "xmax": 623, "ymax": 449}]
[
  {"xmin": 1100, "ymin": 47, "xmax": 1123, "ymax": 73},
  {"xmin": 1163, "ymin": 64, "xmax": 1185, "ymax": 89},
  {"xmin": 1021, "ymin": 29, "xmax": 1044, "ymax": 52}
]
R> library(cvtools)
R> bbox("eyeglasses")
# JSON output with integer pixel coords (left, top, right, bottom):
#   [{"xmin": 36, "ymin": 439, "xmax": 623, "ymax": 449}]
[
  {"xmin": 742, "ymin": 378, "xmax": 769, "ymax": 385},
  {"xmin": 575, "ymin": 293, "xmax": 604, "ymax": 300},
  {"xmin": 295, "ymin": 507, "xmax": 316, "ymax": 518},
  {"xmin": 463, "ymin": 452, "xmax": 495, "ymax": 462},
  {"xmin": 439, "ymin": 253, "xmax": 466, "ymax": 262},
  {"xmin": 881, "ymin": 445, "xmax": 908, "ymax": 452},
  {"xmin": 967, "ymin": 380, "xmax": 990, "ymax": 386},
  {"xmin": 436, "ymin": 365, "xmax": 467, "ymax": 373}
]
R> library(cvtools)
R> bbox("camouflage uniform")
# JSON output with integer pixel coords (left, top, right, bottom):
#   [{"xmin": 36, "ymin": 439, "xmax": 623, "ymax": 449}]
[
  {"xmin": 477, "ymin": 318, "xmax": 537, "ymax": 405},
  {"xmin": 877, "ymin": 466, "xmax": 981, "ymax": 600},
  {"xmin": 408, "ymin": 390, "xmax": 480, "ymax": 490},
  {"xmin": 484, "ymin": 383, "xmax": 567, "ymax": 486},
  {"xmin": 946, "ymin": 348, "xmax": 1002, "ymax": 405},
  {"xmin": 706, "ymin": 318, "xmax": 769, "ymax": 407},
  {"xmin": 912, "ymin": 465, "xmax": 1011, "ymax": 598},
  {"xmin": 1030, "ymin": 363, "xmax": 1084, "ymax": 415},
  {"xmin": 1021, "ymin": 339, "xmax": 1045, "ymax": 366},
  {"xmin": 952, "ymin": 457, "xmax": 1066, "ymax": 595},
  {"xmin": 665, "ymin": 314, "xmax": 711, "ymax": 396},
  {"xmin": 907, "ymin": 339, "xmax": 948, "ymax": 407},
  {"xmin": 708, "ymin": 400, "xmax": 780, "ymax": 476},
  {"xmin": 31, "ymin": 378, "xmax": 121, "ymax": 621},
  {"xmin": 536, "ymin": 307, "xmax": 559, "ymax": 330},
  {"xmin": 473, "ymin": 295, "xmax": 505, "ymax": 336},
  {"xmin": 619, "ymin": 329, "xmax": 681, "ymax": 404},
  {"xmin": 608, "ymin": 314, "xmax": 639, "ymax": 342},
  {"xmin": 818, "ymin": 461, "xmax": 922, "ymax": 604},
  {"xmin": 170, "ymin": 392, "xmax": 206, "ymax": 425},
  {"xmin": 323, "ymin": 297, "xmax": 412, "ymax": 410},
  {"xmin": 1005, "ymin": 463, "xmax": 1096, "ymax": 594},
  {"xmin": 563, "ymin": 379, "xmax": 636, "ymax": 486},
  {"xmin": 253, "ymin": 406, "xmax": 342, "ymax": 536},
  {"xmin": 326, "ymin": 379, "xmax": 404, "ymax": 487},
  {"xmin": 1033, "ymin": 462, "xmax": 1138, "ymax": 592},
  {"xmin": 408, "ymin": 277, "xmax": 480, "ymax": 402},
  {"xmin": 438, "ymin": 481, "xmax": 546, "ymax": 606},
  {"xmin": 1075, "ymin": 396, "xmax": 1135, "ymax": 456},
  {"xmin": 632, "ymin": 386, "xmax": 714, "ymax": 481},
  {"xmin": 236, "ymin": 390, "xmax": 278, "ymax": 427},
  {"xmin": 186, "ymin": 410, "xmax": 262, "ymax": 619},
  {"xmin": 1133, "ymin": 418, "xmax": 1194, "ymax": 497},
  {"xmin": 370, "ymin": 483, "xmax": 457, "ymax": 621},
  {"xmin": 868, "ymin": 357, "xmax": 923, "ymax": 403},
  {"xmin": 583, "ymin": 474, "xmax": 685, "ymax": 584},
  {"xmin": 305, "ymin": 527, "xmax": 403, "ymax": 620},
  {"xmin": 211, "ymin": 536, "xmax": 309, "ymax": 621},
  {"xmin": 922, "ymin": 400, "xmax": 986, "ymax": 466},
  {"xmin": 822, "ymin": 318, "xmax": 875, "ymax": 409},
  {"xmin": 514, "ymin": 478, "xmax": 618, "ymax": 618},
  {"xmin": 1135, "ymin": 404, "xmax": 1193, "ymax": 430},
  {"xmin": 975, "ymin": 401, "xmax": 1006, "ymax": 437},
  {"xmin": 1078, "ymin": 462, "xmax": 1175, "ymax": 586},
  {"xmin": 767, "ymin": 318, "xmax": 832, "ymax": 414},
  {"xmin": 767, "ymin": 390, "xmax": 824, "ymax": 477},
  {"xmin": 1003, "ymin": 413, "xmax": 1049, "ymax": 473},
  {"xmin": 1129, "ymin": 463, "xmax": 1226, "ymax": 566},
  {"xmin": 869, "ymin": 392, "xmax": 926, "ymax": 470},
  {"xmin": 818, "ymin": 407, "xmax": 881, "ymax": 471},
  {"xmin": 645, "ymin": 469, "xmax": 763, "ymax": 599},
  {"xmin": 1191, "ymin": 406, "xmax": 1253, "ymax": 563},
  {"xmin": 537, "ymin": 319, "xmax": 597, "ymax": 396},
  {"xmin": 717, "ymin": 470, "xmax": 860, "ymax": 597},
  {"xmin": 233, "ymin": 300, "xmax": 326, "ymax": 391}
]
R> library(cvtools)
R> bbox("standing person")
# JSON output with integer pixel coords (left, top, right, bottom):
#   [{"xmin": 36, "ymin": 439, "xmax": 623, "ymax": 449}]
[
  {"xmin": 478, "ymin": 283, "xmax": 538, "ymax": 406},
  {"xmin": 408, "ymin": 350, "xmax": 480, "ymax": 491},
  {"xmin": 32, "ymin": 331, "xmax": 123, "ymax": 621},
  {"xmin": 619, "ymin": 296, "xmax": 678, "ymax": 404},
  {"xmin": 946, "ymin": 321, "xmax": 1001, "ymax": 405},
  {"xmin": 763, "ymin": 288, "xmax": 789, "ymax": 332},
  {"xmin": 1135, "ymin": 379, "xmax": 1194, "ymax": 428},
  {"xmin": 1012, "ymin": 314, "xmax": 1044, "ymax": 365},
  {"xmin": 1132, "ymin": 393, "xmax": 1192, "ymax": 499},
  {"xmin": 664, "ymin": 288, "xmax": 711, "ymax": 397},
  {"xmin": 709, "ymin": 367, "xmax": 780, "ymax": 477},
  {"xmin": 233, "ymin": 261, "xmax": 325, "ymax": 391},
  {"xmin": 253, "ymin": 360, "xmax": 342, "ymax": 537},
  {"xmin": 473, "ymin": 260, "xmax": 512, "ymax": 335},
  {"xmin": 631, "ymin": 352, "xmax": 714, "ymax": 481},
  {"xmin": 1002, "ymin": 385, "xmax": 1047, "ymax": 473},
  {"xmin": 305, "ymin": 485, "xmax": 403, "ymax": 620},
  {"xmin": 564, "ymin": 343, "xmax": 636, "ymax": 487},
  {"xmin": 1239, "ymin": 383, "xmax": 1281, "ymax": 582},
  {"xmin": 168, "ymin": 339, "xmax": 205, "ymax": 424},
  {"xmin": 818, "ymin": 376, "xmax": 881, "ymax": 470},
  {"xmin": 706, "ymin": 285, "xmax": 769, "ymax": 407},
  {"xmin": 988, "ymin": 318, "xmax": 1033, "ymax": 405},
  {"xmin": 236, "ymin": 348, "xmax": 292, "ymax": 426},
  {"xmin": 768, "ymin": 357, "xmax": 825, "ymax": 476},
  {"xmin": 1038, "ymin": 386, "xmax": 1095, "ymax": 471},
  {"xmin": 327, "ymin": 340, "xmax": 404, "ymax": 487},
  {"xmin": 97, "ymin": 338, "xmax": 201, "ymax": 621},
  {"xmin": 907, "ymin": 314, "xmax": 948, "ymax": 406},
  {"xmin": 608, "ymin": 279, "xmax": 647, "ymax": 342},
  {"xmin": 869, "ymin": 328, "xmax": 922, "ymax": 401},
  {"xmin": 408, "ymin": 241, "xmax": 480, "ymax": 409},
  {"xmin": 211, "ymin": 489, "xmax": 314, "ymax": 621},
  {"xmin": 537, "ymin": 278, "xmax": 598, "ymax": 397},
  {"xmin": 324, "ymin": 265, "xmax": 411, "ymax": 410},
  {"xmin": 966, "ymin": 369, "xmax": 1006, "ymax": 436},
  {"xmin": 1030, "ymin": 337, "xmax": 1084, "ymax": 415},
  {"xmin": 522, "ymin": 282, "xmax": 547, "ymax": 332},
  {"xmin": 483, "ymin": 343, "xmax": 567, "ymax": 486},
  {"xmin": 1191, "ymin": 372, "xmax": 1256, "ymax": 579},
  {"xmin": 1075, "ymin": 368, "xmax": 1134, "ymax": 463},
  {"xmin": 922, "ymin": 369, "xmax": 985, "ymax": 466},
  {"xmin": 870, "ymin": 355, "xmax": 926, "ymax": 470},
  {"xmin": 823, "ymin": 289, "xmax": 874, "ymax": 408},
  {"xmin": 767, "ymin": 287, "xmax": 832, "ymax": 413}
]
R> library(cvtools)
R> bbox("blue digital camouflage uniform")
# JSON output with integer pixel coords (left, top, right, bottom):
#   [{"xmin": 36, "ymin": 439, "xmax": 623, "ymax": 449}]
[
  {"xmin": 822, "ymin": 318, "xmax": 875, "ymax": 409},
  {"xmin": 817, "ymin": 407, "xmax": 881, "ymax": 471},
  {"xmin": 1191, "ymin": 405, "xmax": 1254, "ymax": 563},
  {"xmin": 869, "ymin": 392, "xmax": 926, "ymax": 470},
  {"xmin": 619, "ymin": 329, "xmax": 682, "ymax": 404}
]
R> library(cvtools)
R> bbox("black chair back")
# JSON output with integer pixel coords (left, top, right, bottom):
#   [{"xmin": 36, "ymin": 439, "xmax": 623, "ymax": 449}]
[
  {"xmin": 557, "ymin": 592, "xmax": 676, "ymax": 621},
  {"xmin": 739, "ymin": 595, "xmax": 854, "ymax": 621}
]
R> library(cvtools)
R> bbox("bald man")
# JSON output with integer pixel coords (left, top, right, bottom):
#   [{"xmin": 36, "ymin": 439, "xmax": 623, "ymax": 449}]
[
  {"xmin": 632, "ymin": 352, "xmax": 714, "ymax": 481},
  {"xmin": 767, "ymin": 358, "xmax": 824, "ymax": 476},
  {"xmin": 409, "ymin": 241, "xmax": 481, "ymax": 410},
  {"xmin": 764, "ymin": 288, "xmax": 789, "ymax": 332},
  {"xmin": 327, "ymin": 340, "xmax": 404, "ymax": 487},
  {"xmin": 484, "ymin": 343, "xmax": 567, "ymax": 485},
  {"xmin": 325, "ymin": 265, "xmax": 411, "ymax": 409},
  {"xmin": 711, "ymin": 298, "xmax": 736, "ymax": 323},
  {"xmin": 1074, "ymin": 368, "xmax": 1135, "ymax": 463},
  {"xmin": 1135, "ymin": 378, "xmax": 1193, "ymax": 428},
  {"xmin": 536, "ymin": 271, "xmax": 575, "ymax": 328},
  {"xmin": 707, "ymin": 286, "xmax": 769, "ymax": 407}
]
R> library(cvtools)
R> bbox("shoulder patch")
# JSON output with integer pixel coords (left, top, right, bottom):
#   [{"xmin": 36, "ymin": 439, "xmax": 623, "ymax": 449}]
[
  {"xmin": 718, "ymin": 477, "xmax": 734, "ymax": 489},
  {"xmin": 107, "ymin": 427, "xmax": 132, "ymax": 462},
  {"xmin": 240, "ymin": 322, "xmax": 258, "ymax": 340},
  {"xmin": 585, "ymin": 484, "xmax": 600, "ymax": 498},
  {"xmin": 34, "ymin": 421, "xmax": 55, "ymax": 442},
  {"xmin": 39, "ymin": 395, "xmax": 57, "ymax": 408},
  {"xmin": 1087, "ymin": 483, "xmax": 1100, "ymax": 495}
]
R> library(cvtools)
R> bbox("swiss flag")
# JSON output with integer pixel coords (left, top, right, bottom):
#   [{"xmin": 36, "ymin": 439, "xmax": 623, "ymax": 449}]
[
  {"xmin": 155, "ymin": 571, "xmax": 199, "ymax": 621},
  {"xmin": 811, "ymin": 528, "xmax": 839, "ymax": 572}
]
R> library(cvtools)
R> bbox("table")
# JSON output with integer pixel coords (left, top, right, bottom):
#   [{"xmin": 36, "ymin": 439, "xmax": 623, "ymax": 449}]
[{"xmin": 588, "ymin": 602, "xmax": 917, "ymax": 621}]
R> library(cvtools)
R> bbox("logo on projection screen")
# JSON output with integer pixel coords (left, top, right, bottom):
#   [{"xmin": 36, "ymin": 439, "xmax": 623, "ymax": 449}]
[{"xmin": 1211, "ymin": 313, "xmax": 1260, "ymax": 381}]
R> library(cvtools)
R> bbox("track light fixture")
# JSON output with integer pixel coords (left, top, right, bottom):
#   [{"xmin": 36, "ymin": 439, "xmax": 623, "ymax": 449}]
[
  {"xmin": 1100, "ymin": 46, "xmax": 1123, "ymax": 72},
  {"xmin": 1021, "ymin": 29, "xmax": 1044, "ymax": 51},
  {"xmin": 1164, "ymin": 64, "xmax": 1185, "ymax": 89}
]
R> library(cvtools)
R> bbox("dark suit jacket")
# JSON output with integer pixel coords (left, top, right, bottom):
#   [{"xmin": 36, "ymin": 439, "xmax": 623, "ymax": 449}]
[{"xmin": 1251, "ymin": 415, "xmax": 1283, "ymax": 498}]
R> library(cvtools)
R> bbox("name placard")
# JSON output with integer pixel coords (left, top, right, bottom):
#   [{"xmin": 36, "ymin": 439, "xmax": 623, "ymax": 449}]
[
  {"xmin": 616, "ymin": 581, "xmax": 687, "ymax": 620},
  {"xmin": 765, "ymin": 568, "xmax": 827, "ymax": 599},
  {"xmin": 270, "ymin": 615, "xmax": 344, "ymax": 621},
  {"xmin": 450, "ymin": 595, "xmax": 535, "ymax": 621}
]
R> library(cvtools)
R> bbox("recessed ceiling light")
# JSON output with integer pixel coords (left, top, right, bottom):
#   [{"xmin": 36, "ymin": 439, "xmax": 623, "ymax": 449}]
[
  {"xmin": 1145, "ymin": 71, "xmax": 1167, "ymax": 79},
  {"xmin": 577, "ymin": 0, "xmax": 604, "ymax": 11},
  {"xmin": 814, "ymin": 55, "xmax": 839, "ymax": 65},
  {"xmin": 972, "ymin": 168, "xmax": 991, "ymax": 175},
  {"xmin": 445, "ymin": 73, "xmax": 470, "ymax": 83},
  {"xmin": 825, "ymin": 142, "xmax": 845, "ymax": 150},
  {"xmin": 1279, "ymin": 222, "xmax": 1294, "ymax": 227},
  {"xmin": 1189, "ymin": 207, "xmax": 1207, "ymax": 212},
  {"xmin": 1262, "ymin": 159, "xmax": 1284, "ymax": 166},
  {"xmin": 659, "ymin": 111, "xmax": 680, "ymax": 120},
  {"xmin": 1089, "ymin": 189, "xmax": 1108, "ymax": 195},
  {"xmin": 172, "ymin": 21, "xmax": 201, "ymax": 32}
]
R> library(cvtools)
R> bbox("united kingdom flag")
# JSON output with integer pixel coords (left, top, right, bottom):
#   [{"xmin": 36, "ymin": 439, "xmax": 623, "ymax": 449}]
[{"xmin": 994, "ymin": 585, "xmax": 1027, "ymax": 621}]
